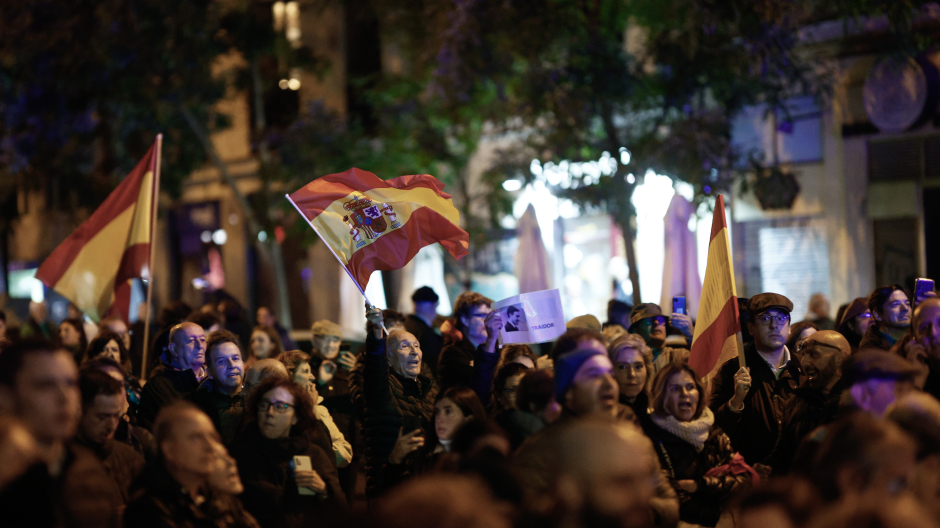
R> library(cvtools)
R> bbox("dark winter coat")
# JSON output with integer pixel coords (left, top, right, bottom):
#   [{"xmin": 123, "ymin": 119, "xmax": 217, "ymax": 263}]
[
  {"xmin": 361, "ymin": 333, "xmax": 439, "ymax": 497},
  {"xmin": 858, "ymin": 325, "xmax": 897, "ymax": 352},
  {"xmin": 709, "ymin": 343, "xmax": 803, "ymax": 467},
  {"xmin": 188, "ymin": 379, "xmax": 246, "ymax": 446},
  {"xmin": 767, "ymin": 378, "xmax": 846, "ymax": 475},
  {"xmin": 436, "ymin": 338, "xmax": 500, "ymax": 404},
  {"xmin": 74, "ymin": 437, "xmax": 146, "ymax": 504},
  {"xmin": 124, "ymin": 462, "xmax": 258, "ymax": 528},
  {"xmin": 230, "ymin": 426, "xmax": 345, "ymax": 528},
  {"xmin": 644, "ymin": 421, "xmax": 751, "ymax": 527},
  {"xmin": 138, "ymin": 366, "xmax": 201, "ymax": 429},
  {"xmin": 405, "ymin": 314, "xmax": 444, "ymax": 376}
]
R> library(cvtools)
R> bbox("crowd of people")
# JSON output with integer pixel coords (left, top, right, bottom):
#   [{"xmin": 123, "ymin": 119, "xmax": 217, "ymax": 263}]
[{"xmin": 2, "ymin": 281, "xmax": 940, "ymax": 528}]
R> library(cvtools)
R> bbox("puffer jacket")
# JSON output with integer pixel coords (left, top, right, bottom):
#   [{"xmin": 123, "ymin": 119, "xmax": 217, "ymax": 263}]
[
  {"xmin": 644, "ymin": 417, "xmax": 752, "ymax": 527},
  {"xmin": 230, "ymin": 426, "xmax": 344, "ymax": 528},
  {"xmin": 360, "ymin": 333, "xmax": 439, "ymax": 497}
]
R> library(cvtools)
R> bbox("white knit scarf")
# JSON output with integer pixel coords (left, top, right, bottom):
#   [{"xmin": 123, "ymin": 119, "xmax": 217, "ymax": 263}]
[{"xmin": 651, "ymin": 407, "xmax": 714, "ymax": 452}]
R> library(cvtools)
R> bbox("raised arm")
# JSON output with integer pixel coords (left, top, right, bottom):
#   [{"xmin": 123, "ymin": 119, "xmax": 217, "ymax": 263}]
[
  {"xmin": 363, "ymin": 307, "xmax": 391, "ymax": 408},
  {"xmin": 469, "ymin": 310, "xmax": 503, "ymax": 405}
]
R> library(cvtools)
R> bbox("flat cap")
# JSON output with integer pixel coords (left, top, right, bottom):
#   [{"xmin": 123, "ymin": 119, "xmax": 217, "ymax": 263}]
[
  {"xmin": 842, "ymin": 350, "xmax": 920, "ymax": 386},
  {"xmin": 629, "ymin": 303, "xmax": 663, "ymax": 330},
  {"xmin": 412, "ymin": 286, "xmax": 439, "ymax": 303},
  {"xmin": 311, "ymin": 319, "xmax": 343, "ymax": 338},
  {"xmin": 747, "ymin": 293, "xmax": 793, "ymax": 317},
  {"xmin": 566, "ymin": 314, "xmax": 601, "ymax": 332}
]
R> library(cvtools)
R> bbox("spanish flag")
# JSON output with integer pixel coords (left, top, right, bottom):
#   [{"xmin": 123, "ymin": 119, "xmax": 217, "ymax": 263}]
[
  {"xmin": 37, "ymin": 137, "xmax": 160, "ymax": 322},
  {"xmin": 689, "ymin": 194, "xmax": 743, "ymax": 380},
  {"xmin": 287, "ymin": 168, "xmax": 469, "ymax": 291}
]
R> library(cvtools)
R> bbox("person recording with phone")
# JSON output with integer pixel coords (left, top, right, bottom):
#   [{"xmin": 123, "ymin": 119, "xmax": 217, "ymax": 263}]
[
  {"xmin": 230, "ymin": 377, "xmax": 344, "ymax": 528},
  {"xmin": 627, "ymin": 303, "xmax": 692, "ymax": 379}
]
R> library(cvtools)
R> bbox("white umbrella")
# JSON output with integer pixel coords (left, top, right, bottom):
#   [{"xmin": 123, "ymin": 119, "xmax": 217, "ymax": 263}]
[
  {"xmin": 660, "ymin": 194, "xmax": 702, "ymax": 318},
  {"xmin": 515, "ymin": 204, "xmax": 552, "ymax": 294}
]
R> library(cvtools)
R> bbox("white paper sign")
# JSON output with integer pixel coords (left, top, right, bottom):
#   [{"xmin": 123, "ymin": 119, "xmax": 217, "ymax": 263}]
[{"xmin": 492, "ymin": 289, "xmax": 566, "ymax": 344}]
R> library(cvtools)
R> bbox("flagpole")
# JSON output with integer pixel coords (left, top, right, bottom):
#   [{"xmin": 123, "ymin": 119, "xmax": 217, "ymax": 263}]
[
  {"xmin": 141, "ymin": 134, "xmax": 163, "ymax": 380},
  {"xmin": 285, "ymin": 194, "xmax": 388, "ymax": 335}
]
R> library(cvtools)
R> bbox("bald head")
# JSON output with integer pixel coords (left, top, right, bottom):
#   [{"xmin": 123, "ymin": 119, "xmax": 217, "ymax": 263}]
[
  {"xmin": 167, "ymin": 322, "xmax": 206, "ymax": 371},
  {"xmin": 245, "ymin": 358, "xmax": 288, "ymax": 390},
  {"xmin": 386, "ymin": 330, "xmax": 421, "ymax": 379},
  {"xmin": 801, "ymin": 330, "xmax": 850, "ymax": 392}
]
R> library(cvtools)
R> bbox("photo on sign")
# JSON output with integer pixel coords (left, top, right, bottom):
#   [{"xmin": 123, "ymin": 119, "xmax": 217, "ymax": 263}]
[{"xmin": 502, "ymin": 304, "xmax": 527, "ymax": 332}]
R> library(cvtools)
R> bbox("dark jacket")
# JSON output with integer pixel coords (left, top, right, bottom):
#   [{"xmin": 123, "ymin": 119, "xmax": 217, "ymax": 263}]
[
  {"xmin": 644, "ymin": 421, "xmax": 751, "ymax": 527},
  {"xmin": 767, "ymin": 378, "xmax": 846, "ymax": 475},
  {"xmin": 115, "ymin": 418, "xmax": 157, "ymax": 460},
  {"xmin": 58, "ymin": 444, "xmax": 124, "ymax": 528},
  {"xmin": 436, "ymin": 338, "xmax": 500, "ymax": 404},
  {"xmin": 708, "ymin": 343, "xmax": 803, "ymax": 467},
  {"xmin": 138, "ymin": 366, "xmax": 201, "ymax": 429},
  {"xmin": 858, "ymin": 325, "xmax": 897, "ymax": 352},
  {"xmin": 74, "ymin": 437, "xmax": 146, "ymax": 504},
  {"xmin": 622, "ymin": 391, "xmax": 653, "ymax": 430},
  {"xmin": 0, "ymin": 462, "xmax": 57, "ymax": 528},
  {"xmin": 230, "ymin": 426, "xmax": 345, "ymax": 528},
  {"xmin": 361, "ymin": 333, "xmax": 439, "ymax": 497},
  {"xmin": 405, "ymin": 314, "xmax": 444, "ymax": 376},
  {"xmin": 124, "ymin": 462, "xmax": 258, "ymax": 528},
  {"xmin": 188, "ymin": 379, "xmax": 246, "ymax": 446}
]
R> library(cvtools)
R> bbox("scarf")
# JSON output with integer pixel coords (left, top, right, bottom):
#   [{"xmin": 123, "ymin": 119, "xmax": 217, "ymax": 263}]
[{"xmin": 651, "ymin": 407, "xmax": 714, "ymax": 452}]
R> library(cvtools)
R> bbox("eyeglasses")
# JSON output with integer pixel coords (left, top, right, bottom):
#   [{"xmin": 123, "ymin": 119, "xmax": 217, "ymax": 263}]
[
  {"xmin": 258, "ymin": 400, "xmax": 294, "ymax": 414},
  {"xmin": 757, "ymin": 314, "xmax": 790, "ymax": 326},
  {"xmin": 642, "ymin": 316, "xmax": 667, "ymax": 326},
  {"xmin": 503, "ymin": 386, "xmax": 517, "ymax": 393}
]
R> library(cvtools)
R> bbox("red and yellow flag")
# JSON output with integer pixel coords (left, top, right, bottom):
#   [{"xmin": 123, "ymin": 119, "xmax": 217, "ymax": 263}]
[
  {"xmin": 37, "ymin": 139, "xmax": 160, "ymax": 322},
  {"xmin": 690, "ymin": 194, "xmax": 743, "ymax": 380},
  {"xmin": 287, "ymin": 168, "xmax": 469, "ymax": 290}
]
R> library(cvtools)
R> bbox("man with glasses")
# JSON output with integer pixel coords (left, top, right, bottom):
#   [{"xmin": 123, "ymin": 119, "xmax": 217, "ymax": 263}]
[
  {"xmin": 860, "ymin": 284, "xmax": 912, "ymax": 352},
  {"xmin": 437, "ymin": 292, "xmax": 504, "ymax": 392},
  {"xmin": 627, "ymin": 303, "xmax": 691, "ymax": 379},
  {"xmin": 709, "ymin": 293, "xmax": 804, "ymax": 470},
  {"xmin": 769, "ymin": 330, "xmax": 851, "ymax": 473}
]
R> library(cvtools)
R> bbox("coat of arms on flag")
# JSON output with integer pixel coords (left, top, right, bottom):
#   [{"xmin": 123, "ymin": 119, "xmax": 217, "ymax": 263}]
[{"xmin": 343, "ymin": 194, "xmax": 401, "ymax": 248}]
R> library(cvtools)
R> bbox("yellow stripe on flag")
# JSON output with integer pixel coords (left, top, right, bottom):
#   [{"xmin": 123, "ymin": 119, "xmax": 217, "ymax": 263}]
[{"xmin": 692, "ymin": 226, "xmax": 737, "ymax": 341}]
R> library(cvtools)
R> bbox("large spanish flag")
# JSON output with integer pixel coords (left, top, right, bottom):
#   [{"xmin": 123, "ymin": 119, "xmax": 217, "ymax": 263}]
[
  {"xmin": 689, "ymin": 194, "xmax": 743, "ymax": 380},
  {"xmin": 287, "ymin": 168, "xmax": 469, "ymax": 291},
  {"xmin": 37, "ymin": 138, "xmax": 160, "ymax": 322}
]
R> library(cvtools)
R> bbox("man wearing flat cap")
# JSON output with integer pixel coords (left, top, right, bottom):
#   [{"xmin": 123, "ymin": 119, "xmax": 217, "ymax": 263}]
[
  {"xmin": 627, "ymin": 303, "xmax": 691, "ymax": 379},
  {"xmin": 404, "ymin": 286, "xmax": 445, "ymax": 376},
  {"xmin": 709, "ymin": 292, "xmax": 804, "ymax": 470}
]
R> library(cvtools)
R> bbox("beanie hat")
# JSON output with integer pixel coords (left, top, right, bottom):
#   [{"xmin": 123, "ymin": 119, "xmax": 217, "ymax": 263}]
[{"xmin": 554, "ymin": 347, "xmax": 605, "ymax": 402}]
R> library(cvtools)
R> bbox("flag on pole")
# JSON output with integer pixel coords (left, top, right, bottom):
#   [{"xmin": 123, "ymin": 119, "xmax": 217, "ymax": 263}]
[
  {"xmin": 689, "ymin": 194, "xmax": 743, "ymax": 380},
  {"xmin": 36, "ymin": 140, "xmax": 159, "ymax": 322},
  {"xmin": 287, "ymin": 168, "xmax": 469, "ymax": 292}
]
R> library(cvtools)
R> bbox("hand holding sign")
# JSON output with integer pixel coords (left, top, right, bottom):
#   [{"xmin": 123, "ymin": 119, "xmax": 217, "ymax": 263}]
[{"xmin": 493, "ymin": 289, "xmax": 566, "ymax": 345}]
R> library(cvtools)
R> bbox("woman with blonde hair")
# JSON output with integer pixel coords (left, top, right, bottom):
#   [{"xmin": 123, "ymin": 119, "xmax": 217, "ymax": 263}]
[{"xmin": 608, "ymin": 334, "xmax": 654, "ymax": 425}]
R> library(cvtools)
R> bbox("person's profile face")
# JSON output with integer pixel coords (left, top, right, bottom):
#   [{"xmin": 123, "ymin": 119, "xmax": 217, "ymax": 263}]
[
  {"xmin": 173, "ymin": 324, "xmax": 207, "ymax": 370},
  {"xmin": 852, "ymin": 310, "xmax": 874, "ymax": 336},
  {"xmin": 314, "ymin": 335, "xmax": 341, "ymax": 359},
  {"xmin": 207, "ymin": 442, "xmax": 243, "ymax": 495},
  {"xmin": 59, "ymin": 323, "xmax": 81, "ymax": 348},
  {"xmin": 434, "ymin": 397, "xmax": 468, "ymax": 441},
  {"xmin": 878, "ymin": 290, "xmax": 912, "ymax": 329},
  {"xmin": 800, "ymin": 340, "xmax": 840, "ymax": 390},
  {"xmin": 162, "ymin": 411, "xmax": 219, "ymax": 477},
  {"xmin": 388, "ymin": 332, "xmax": 422, "ymax": 379}
]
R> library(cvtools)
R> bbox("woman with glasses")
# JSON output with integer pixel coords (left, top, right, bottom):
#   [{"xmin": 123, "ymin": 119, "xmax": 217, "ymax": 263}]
[
  {"xmin": 231, "ymin": 376, "xmax": 345, "ymax": 528},
  {"xmin": 644, "ymin": 363, "xmax": 756, "ymax": 527}
]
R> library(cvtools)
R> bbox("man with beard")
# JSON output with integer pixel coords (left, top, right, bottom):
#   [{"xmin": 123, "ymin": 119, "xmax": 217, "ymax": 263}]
[
  {"xmin": 768, "ymin": 331, "xmax": 850, "ymax": 474},
  {"xmin": 139, "ymin": 322, "xmax": 207, "ymax": 429},
  {"xmin": 627, "ymin": 304, "xmax": 691, "ymax": 379},
  {"xmin": 860, "ymin": 285, "xmax": 911, "ymax": 352},
  {"xmin": 710, "ymin": 293, "xmax": 803, "ymax": 470},
  {"xmin": 188, "ymin": 331, "xmax": 246, "ymax": 446},
  {"xmin": 518, "ymin": 421, "xmax": 668, "ymax": 528},
  {"xmin": 75, "ymin": 370, "xmax": 145, "ymax": 504}
]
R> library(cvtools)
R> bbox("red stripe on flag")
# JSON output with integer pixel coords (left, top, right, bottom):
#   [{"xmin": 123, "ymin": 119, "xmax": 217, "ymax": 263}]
[
  {"xmin": 114, "ymin": 243, "xmax": 151, "ymax": 286},
  {"xmin": 107, "ymin": 281, "xmax": 133, "ymax": 322},
  {"xmin": 710, "ymin": 194, "xmax": 728, "ymax": 242},
  {"xmin": 689, "ymin": 296, "xmax": 739, "ymax": 377},
  {"xmin": 36, "ymin": 145, "xmax": 156, "ymax": 284},
  {"xmin": 345, "ymin": 206, "xmax": 468, "ymax": 288}
]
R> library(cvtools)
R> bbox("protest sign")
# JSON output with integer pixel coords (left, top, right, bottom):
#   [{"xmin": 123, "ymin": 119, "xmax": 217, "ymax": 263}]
[{"xmin": 493, "ymin": 289, "xmax": 566, "ymax": 344}]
